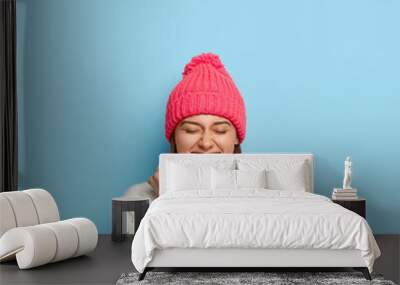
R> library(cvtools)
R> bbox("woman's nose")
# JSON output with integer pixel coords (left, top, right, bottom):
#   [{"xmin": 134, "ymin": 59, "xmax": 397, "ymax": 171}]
[{"xmin": 198, "ymin": 132, "xmax": 214, "ymax": 150}]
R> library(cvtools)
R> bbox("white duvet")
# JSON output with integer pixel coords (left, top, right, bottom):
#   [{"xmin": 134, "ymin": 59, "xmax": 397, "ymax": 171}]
[{"xmin": 131, "ymin": 189, "xmax": 381, "ymax": 273}]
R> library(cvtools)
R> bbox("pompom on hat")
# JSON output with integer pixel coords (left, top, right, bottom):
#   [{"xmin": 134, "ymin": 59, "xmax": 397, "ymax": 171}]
[{"xmin": 165, "ymin": 52, "xmax": 246, "ymax": 144}]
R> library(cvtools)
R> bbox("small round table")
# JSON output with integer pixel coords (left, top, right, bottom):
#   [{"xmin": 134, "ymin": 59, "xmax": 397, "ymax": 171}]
[{"xmin": 111, "ymin": 197, "xmax": 150, "ymax": 242}]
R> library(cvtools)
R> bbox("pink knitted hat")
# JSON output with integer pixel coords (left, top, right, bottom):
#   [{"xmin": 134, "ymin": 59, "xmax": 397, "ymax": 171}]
[{"xmin": 165, "ymin": 52, "xmax": 246, "ymax": 144}]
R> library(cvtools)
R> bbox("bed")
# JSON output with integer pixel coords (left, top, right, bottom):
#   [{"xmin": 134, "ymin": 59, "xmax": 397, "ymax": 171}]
[{"xmin": 131, "ymin": 153, "xmax": 381, "ymax": 281}]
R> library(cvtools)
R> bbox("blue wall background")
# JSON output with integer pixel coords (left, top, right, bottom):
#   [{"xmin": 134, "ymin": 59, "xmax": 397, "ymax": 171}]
[{"xmin": 16, "ymin": 0, "xmax": 400, "ymax": 234}]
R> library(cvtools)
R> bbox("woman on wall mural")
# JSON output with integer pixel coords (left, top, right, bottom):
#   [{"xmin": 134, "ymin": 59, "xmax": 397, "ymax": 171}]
[{"xmin": 124, "ymin": 52, "xmax": 246, "ymax": 200}]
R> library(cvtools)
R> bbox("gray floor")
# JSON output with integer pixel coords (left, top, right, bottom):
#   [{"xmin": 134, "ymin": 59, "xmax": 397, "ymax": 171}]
[{"xmin": 0, "ymin": 235, "xmax": 399, "ymax": 285}]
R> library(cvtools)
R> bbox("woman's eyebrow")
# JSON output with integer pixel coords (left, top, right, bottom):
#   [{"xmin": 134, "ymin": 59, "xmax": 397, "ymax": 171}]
[
  {"xmin": 213, "ymin": 121, "xmax": 232, "ymax": 127},
  {"xmin": 180, "ymin": 121, "xmax": 202, "ymax": 127}
]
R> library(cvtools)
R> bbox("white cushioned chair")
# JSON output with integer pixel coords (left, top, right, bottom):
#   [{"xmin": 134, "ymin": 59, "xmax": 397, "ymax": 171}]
[{"xmin": 0, "ymin": 189, "xmax": 98, "ymax": 269}]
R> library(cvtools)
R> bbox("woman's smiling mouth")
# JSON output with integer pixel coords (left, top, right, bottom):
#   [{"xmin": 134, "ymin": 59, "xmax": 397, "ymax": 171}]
[{"xmin": 190, "ymin": 151, "xmax": 222, "ymax": 154}]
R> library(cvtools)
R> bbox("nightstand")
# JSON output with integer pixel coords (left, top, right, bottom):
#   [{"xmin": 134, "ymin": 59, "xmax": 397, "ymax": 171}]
[
  {"xmin": 332, "ymin": 198, "xmax": 366, "ymax": 218},
  {"xmin": 112, "ymin": 197, "xmax": 149, "ymax": 242}
]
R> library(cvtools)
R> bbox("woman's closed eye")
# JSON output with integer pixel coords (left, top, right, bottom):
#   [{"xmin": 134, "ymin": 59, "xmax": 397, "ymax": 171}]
[
  {"xmin": 214, "ymin": 128, "xmax": 229, "ymax": 134},
  {"xmin": 184, "ymin": 128, "xmax": 200, "ymax": 134},
  {"xmin": 184, "ymin": 129, "xmax": 228, "ymax": 135}
]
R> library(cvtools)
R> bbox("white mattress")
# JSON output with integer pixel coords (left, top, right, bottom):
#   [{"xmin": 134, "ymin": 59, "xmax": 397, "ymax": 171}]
[{"xmin": 131, "ymin": 190, "xmax": 381, "ymax": 273}]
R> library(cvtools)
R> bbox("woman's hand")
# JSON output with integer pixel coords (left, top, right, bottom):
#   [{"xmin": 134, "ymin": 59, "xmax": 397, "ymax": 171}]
[{"xmin": 147, "ymin": 167, "xmax": 159, "ymax": 197}]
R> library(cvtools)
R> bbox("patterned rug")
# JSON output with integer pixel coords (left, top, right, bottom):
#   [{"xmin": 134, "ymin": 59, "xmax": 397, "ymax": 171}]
[{"xmin": 116, "ymin": 271, "xmax": 396, "ymax": 285}]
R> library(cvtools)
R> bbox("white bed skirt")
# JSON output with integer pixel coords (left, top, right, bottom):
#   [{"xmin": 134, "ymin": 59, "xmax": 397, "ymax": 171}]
[{"xmin": 147, "ymin": 248, "xmax": 366, "ymax": 268}]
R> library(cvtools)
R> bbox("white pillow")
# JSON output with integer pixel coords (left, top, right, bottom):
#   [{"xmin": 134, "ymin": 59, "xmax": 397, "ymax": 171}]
[
  {"xmin": 237, "ymin": 159, "xmax": 308, "ymax": 191},
  {"xmin": 211, "ymin": 168, "xmax": 268, "ymax": 190},
  {"xmin": 211, "ymin": 168, "xmax": 236, "ymax": 190},
  {"xmin": 166, "ymin": 161, "xmax": 212, "ymax": 192},
  {"xmin": 236, "ymin": 169, "xmax": 268, "ymax": 188}
]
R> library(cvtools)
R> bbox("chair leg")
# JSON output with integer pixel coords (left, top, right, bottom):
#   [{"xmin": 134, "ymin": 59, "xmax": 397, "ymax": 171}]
[
  {"xmin": 138, "ymin": 268, "xmax": 148, "ymax": 281},
  {"xmin": 354, "ymin": 267, "xmax": 372, "ymax": 280}
]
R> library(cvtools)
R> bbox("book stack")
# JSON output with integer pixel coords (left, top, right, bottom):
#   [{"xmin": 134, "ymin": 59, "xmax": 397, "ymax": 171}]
[{"xmin": 332, "ymin": 188, "xmax": 358, "ymax": 200}]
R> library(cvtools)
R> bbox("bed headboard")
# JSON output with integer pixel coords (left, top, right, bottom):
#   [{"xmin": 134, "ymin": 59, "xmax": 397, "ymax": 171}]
[{"xmin": 159, "ymin": 153, "xmax": 314, "ymax": 195}]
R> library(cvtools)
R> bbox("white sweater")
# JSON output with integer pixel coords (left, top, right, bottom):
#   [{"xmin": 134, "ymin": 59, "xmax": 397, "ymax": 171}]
[{"xmin": 123, "ymin": 181, "xmax": 157, "ymax": 203}]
